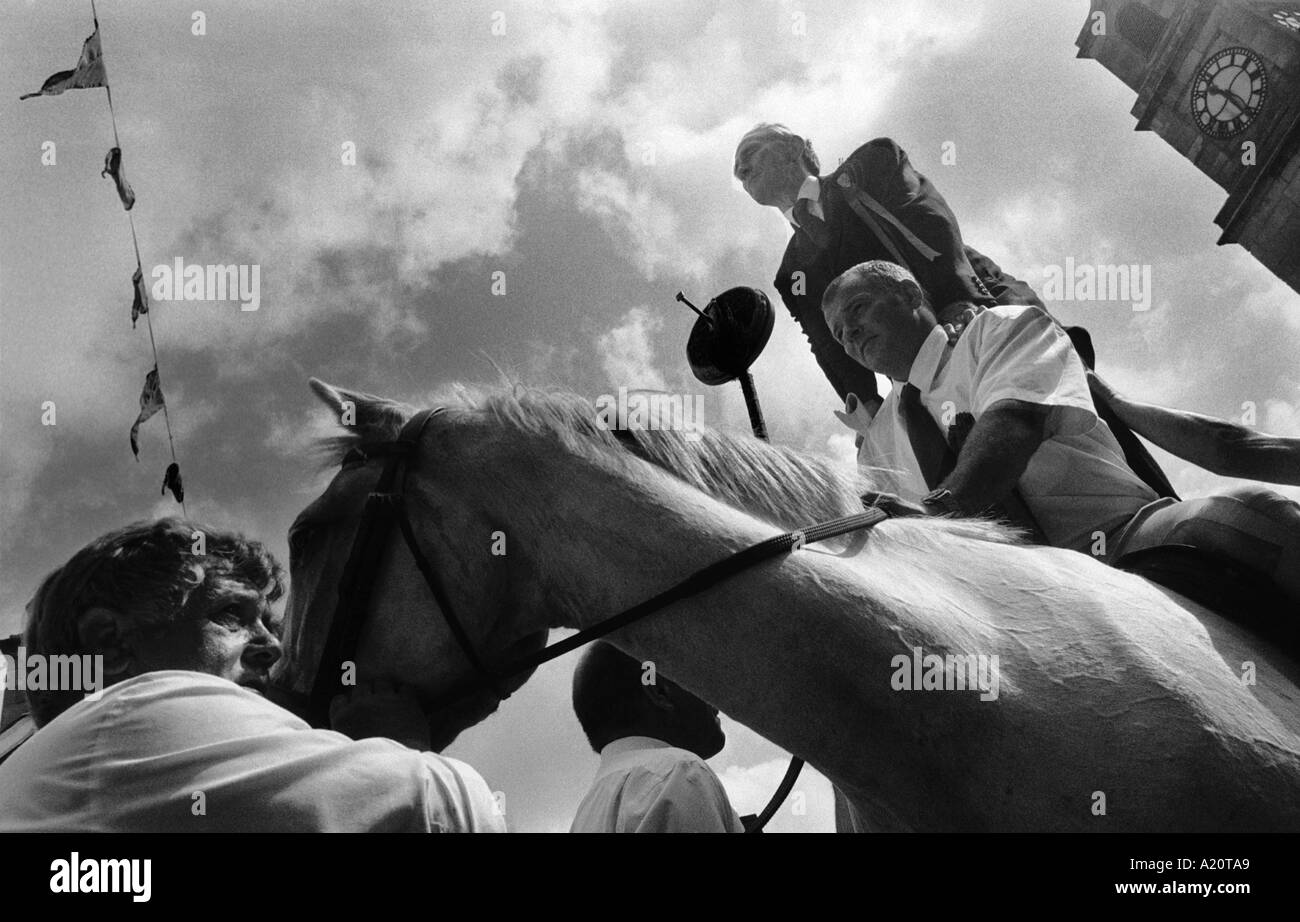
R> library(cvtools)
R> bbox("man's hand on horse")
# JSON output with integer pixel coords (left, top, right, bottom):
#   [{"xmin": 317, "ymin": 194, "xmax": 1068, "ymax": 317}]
[
  {"xmin": 940, "ymin": 302, "xmax": 985, "ymax": 344},
  {"xmin": 861, "ymin": 491, "xmax": 929, "ymax": 518},
  {"xmin": 329, "ymin": 679, "xmax": 432, "ymax": 751}
]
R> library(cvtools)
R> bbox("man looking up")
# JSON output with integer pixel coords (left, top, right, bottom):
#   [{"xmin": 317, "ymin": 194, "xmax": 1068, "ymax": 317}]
[{"xmin": 570, "ymin": 642, "xmax": 743, "ymax": 833}]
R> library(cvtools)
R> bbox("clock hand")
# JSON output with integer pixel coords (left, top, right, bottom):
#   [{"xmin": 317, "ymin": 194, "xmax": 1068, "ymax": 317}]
[{"xmin": 1207, "ymin": 83, "xmax": 1251, "ymax": 113}]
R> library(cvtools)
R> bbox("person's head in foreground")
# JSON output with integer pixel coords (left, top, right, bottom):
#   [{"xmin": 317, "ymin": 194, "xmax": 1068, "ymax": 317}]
[
  {"xmin": 733, "ymin": 122, "xmax": 819, "ymax": 211},
  {"xmin": 572, "ymin": 641, "xmax": 725, "ymax": 758},
  {"xmin": 822, "ymin": 259, "xmax": 940, "ymax": 382},
  {"xmin": 24, "ymin": 517, "xmax": 284, "ymax": 727}
]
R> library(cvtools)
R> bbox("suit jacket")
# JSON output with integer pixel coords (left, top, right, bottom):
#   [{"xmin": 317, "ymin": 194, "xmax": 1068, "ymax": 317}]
[{"xmin": 773, "ymin": 137, "xmax": 1043, "ymax": 405}]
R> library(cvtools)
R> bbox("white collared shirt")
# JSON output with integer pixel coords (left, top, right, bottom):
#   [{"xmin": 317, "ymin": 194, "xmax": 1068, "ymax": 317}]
[
  {"xmin": 782, "ymin": 174, "xmax": 824, "ymax": 226},
  {"xmin": 0, "ymin": 671, "xmax": 506, "ymax": 832},
  {"xmin": 846, "ymin": 306, "xmax": 1158, "ymax": 551},
  {"xmin": 570, "ymin": 735, "xmax": 744, "ymax": 833}
]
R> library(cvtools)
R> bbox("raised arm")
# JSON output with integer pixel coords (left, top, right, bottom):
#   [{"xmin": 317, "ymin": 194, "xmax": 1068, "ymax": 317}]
[{"xmin": 1088, "ymin": 372, "xmax": 1300, "ymax": 486}]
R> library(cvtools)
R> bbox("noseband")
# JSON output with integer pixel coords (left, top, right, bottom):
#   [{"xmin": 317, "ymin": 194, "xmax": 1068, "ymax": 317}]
[{"xmin": 307, "ymin": 405, "xmax": 895, "ymax": 831}]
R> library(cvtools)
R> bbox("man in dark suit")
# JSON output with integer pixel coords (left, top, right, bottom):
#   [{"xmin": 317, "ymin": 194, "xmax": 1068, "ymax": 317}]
[{"xmin": 734, "ymin": 124, "xmax": 1043, "ymax": 413}]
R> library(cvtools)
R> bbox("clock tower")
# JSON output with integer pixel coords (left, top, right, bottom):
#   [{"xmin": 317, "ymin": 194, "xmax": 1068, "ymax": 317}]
[{"xmin": 1076, "ymin": 2, "xmax": 1300, "ymax": 297}]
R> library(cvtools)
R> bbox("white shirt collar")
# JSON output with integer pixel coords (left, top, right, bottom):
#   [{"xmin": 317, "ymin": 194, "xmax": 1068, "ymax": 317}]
[
  {"xmin": 600, "ymin": 735, "xmax": 671, "ymax": 757},
  {"xmin": 782, "ymin": 174, "xmax": 823, "ymax": 225},
  {"xmin": 905, "ymin": 325, "xmax": 950, "ymax": 392},
  {"xmin": 595, "ymin": 736, "xmax": 674, "ymax": 777}
]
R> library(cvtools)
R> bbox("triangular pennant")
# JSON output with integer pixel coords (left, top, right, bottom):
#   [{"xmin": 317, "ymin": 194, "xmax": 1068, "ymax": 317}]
[
  {"xmin": 129, "ymin": 368, "xmax": 164, "ymax": 459},
  {"xmin": 161, "ymin": 462, "xmax": 184, "ymax": 503},
  {"xmin": 131, "ymin": 266, "xmax": 149, "ymax": 328},
  {"xmin": 19, "ymin": 28, "xmax": 106, "ymax": 100},
  {"xmin": 101, "ymin": 147, "xmax": 135, "ymax": 210}
]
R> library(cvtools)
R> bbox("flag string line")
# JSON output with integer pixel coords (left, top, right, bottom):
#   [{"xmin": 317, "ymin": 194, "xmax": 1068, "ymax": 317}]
[{"xmin": 93, "ymin": 0, "xmax": 188, "ymax": 519}]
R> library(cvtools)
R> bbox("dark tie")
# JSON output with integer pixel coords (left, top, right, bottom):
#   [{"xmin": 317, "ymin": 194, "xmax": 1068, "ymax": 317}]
[
  {"xmin": 899, "ymin": 383, "xmax": 956, "ymax": 490},
  {"xmin": 792, "ymin": 197, "xmax": 831, "ymax": 249}
]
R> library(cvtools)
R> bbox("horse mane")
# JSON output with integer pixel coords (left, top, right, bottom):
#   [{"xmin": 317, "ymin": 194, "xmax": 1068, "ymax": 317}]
[{"xmin": 318, "ymin": 382, "xmax": 1023, "ymax": 546}]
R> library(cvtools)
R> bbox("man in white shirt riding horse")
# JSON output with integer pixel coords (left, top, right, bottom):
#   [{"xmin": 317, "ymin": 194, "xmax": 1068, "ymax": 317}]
[{"xmin": 823, "ymin": 260, "xmax": 1300, "ymax": 606}]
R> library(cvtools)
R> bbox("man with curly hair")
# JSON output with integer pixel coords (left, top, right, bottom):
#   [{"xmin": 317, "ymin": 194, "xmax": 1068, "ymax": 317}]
[{"xmin": 0, "ymin": 518, "xmax": 504, "ymax": 832}]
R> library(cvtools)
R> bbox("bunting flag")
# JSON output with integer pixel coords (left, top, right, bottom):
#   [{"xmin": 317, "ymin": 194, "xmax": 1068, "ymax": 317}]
[
  {"xmin": 19, "ymin": 28, "xmax": 106, "ymax": 100},
  {"xmin": 26, "ymin": 8, "xmax": 189, "ymax": 510},
  {"xmin": 129, "ymin": 368, "xmax": 164, "ymax": 459},
  {"xmin": 130, "ymin": 266, "xmax": 149, "ymax": 327},
  {"xmin": 101, "ymin": 147, "xmax": 135, "ymax": 210},
  {"xmin": 161, "ymin": 462, "xmax": 184, "ymax": 502}
]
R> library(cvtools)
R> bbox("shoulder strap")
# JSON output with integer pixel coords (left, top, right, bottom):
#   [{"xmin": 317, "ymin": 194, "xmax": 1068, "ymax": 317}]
[{"xmin": 842, "ymin": 185, "xmax": 941, "ymax": 262}]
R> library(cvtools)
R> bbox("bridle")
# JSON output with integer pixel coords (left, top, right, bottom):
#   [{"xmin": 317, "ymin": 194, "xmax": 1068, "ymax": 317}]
[{"xmin": 306, "ymin": 406, "xmax": 896, "ymax": 832}]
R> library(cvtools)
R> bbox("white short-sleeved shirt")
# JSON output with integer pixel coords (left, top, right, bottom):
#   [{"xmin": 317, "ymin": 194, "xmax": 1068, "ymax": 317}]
[
  {"xmin": 0, "ymin": 670, "xmax": 505, "ymax": 833},
  {"xmin": 847, "ymin": 306, "xmax": 1157, "ymax": 552},
  {"xmin": 570, "ymin": 736, "xmax": 744, "ymax": 833}
]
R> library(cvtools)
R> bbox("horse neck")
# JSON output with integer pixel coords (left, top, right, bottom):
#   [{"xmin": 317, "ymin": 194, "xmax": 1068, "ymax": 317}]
[
  {"xmin": 462, "ymin": 434, "xmax": 1300, "ymax": 831},
  {"xmin": 499, "ymin": 445, "xmax": 988, "ymax": 823}
]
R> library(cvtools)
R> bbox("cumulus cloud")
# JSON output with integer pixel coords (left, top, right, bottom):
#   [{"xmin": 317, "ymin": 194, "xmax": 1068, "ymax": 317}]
[
  {"xmin": 1241, "ymin": 273, "xmax": 1300, "ymax": 332},
  {"xmin": 1263, "ymin": 397, "xmax": 1300, "ymax": 435},
  {"xmin": 596, "ymin": 307, "xmax": 670, "ymax": 390}
]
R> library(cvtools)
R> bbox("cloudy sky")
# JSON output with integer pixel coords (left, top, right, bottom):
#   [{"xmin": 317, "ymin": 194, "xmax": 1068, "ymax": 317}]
[{"xmin": 3, "ymin": 0, "xmax": 1298, "ymax": 831}]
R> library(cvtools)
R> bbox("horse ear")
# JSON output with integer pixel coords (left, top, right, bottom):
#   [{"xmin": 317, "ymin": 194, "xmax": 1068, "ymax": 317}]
[
  {"xmin": 308, "ymin": 377, "xmax": 407, "ymax": 437},
  {"xmin": 309, "ymin": 377, "xmax": 381, "ymax": 429},
  {"xmin": 308, "ymin": 377, "xmax": 347, "ymax": 414}
]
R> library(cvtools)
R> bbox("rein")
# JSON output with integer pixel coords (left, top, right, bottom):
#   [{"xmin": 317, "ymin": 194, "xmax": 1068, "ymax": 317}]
[{"xmin": 306, "ymin": 407, "xmax": 894, "ymax": 831}]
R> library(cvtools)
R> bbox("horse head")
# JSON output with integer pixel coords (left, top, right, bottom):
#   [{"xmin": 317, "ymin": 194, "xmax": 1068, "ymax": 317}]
[
  {"xmin": 275, "ymin": 373, "xmax": 887, "ymax": 747},
  {"xmin": 274, "ymin": 378, "xmax": 552, "ymax": 750}
]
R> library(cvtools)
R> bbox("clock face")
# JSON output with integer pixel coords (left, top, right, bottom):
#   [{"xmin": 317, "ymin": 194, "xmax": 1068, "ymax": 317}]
[{"xmin": 1190, "ymin": 46, "xmax": 1268, "ymax": 139}]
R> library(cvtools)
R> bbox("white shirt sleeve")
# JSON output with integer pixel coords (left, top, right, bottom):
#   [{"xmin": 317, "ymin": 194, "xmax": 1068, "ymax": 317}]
[
  {"xmin": 418, "ymin": 753, "xmax": 508, "ymax": 832},
  {"xmin": 964, "ymin": 307, "xmax": 1097, "ymax": 438},
  {"xmin": 0, "ymin": 672, "xmax": 511, "ymax": 833}
]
